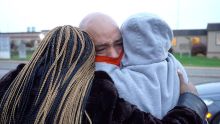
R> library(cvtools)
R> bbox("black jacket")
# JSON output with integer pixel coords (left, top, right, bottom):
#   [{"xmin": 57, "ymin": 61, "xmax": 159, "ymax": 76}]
[{"xmin": 0, "ymin": 64, "xmax": 207, "ymax": 124}]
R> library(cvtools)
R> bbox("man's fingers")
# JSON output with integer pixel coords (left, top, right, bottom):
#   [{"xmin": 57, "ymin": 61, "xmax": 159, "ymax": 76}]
[
  {"xmin": 178, "ymin": 69, "xmax": 186, "ymax": 94},
  {"xmin": 178, "ymin": 69, "xmax": 198, "ymax": 95},
  {"xmin": 177, "ymin": 69, "xmax": 184, "ymax": 83},
  {"xmin": 177, "ymin": 69, "xmax": 185, "ymax": 84}
]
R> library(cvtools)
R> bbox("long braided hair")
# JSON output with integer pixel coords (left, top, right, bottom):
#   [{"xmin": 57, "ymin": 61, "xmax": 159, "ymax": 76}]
[{"xmin": 0, "ymin": 25, "xmax": 95, "ymax": 124}]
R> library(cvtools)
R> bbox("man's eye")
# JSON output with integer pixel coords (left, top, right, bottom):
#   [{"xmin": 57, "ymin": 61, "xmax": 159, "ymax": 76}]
[
  {"xmin": 95, "ymin": 47, "xmax": 105, "ymax": 53},
  {"xmin": 114, "ymin": 38, "xmax": 123, "ymax": 46},
  {"xmin": 115, "ymin": 42, "xmax": 123, "ymax": 47},
  {"xmin": 116, "ymin": 42, "xmax": 123, "ymax": 46}
]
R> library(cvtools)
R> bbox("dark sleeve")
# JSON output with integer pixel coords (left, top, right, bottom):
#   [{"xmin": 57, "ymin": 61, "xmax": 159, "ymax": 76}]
[
  {"xmin": 83, "ymin": 71, "xmax": 207, "ymax": 124},
  {"xmin": 127, "ymin": 93, "xmax": 207, "ymax": 124},
  {"xmin": 0, "ymin": 63, "xmax": 25, "ymax": 100}
]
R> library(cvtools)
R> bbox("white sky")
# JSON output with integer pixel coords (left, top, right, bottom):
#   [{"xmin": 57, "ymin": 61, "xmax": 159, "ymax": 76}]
[{"xmin": 0, "ymin": 0, "xmax": 219, "ymax": 32}]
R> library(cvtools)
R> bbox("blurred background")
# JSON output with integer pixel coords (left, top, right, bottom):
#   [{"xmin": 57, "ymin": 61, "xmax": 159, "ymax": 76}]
[{"xmin": 0, "ymin": 0, "xmax": 220, "ymax": 123}]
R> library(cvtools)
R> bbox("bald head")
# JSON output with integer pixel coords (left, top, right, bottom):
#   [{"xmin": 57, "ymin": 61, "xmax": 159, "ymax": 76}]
[
  {"xmin": 79, "ymin": 13, "xmax": 123, "ymax": 58},
  {"xmin": 79, "ymin": 12, "xmax": 118, "ymax": 31}
]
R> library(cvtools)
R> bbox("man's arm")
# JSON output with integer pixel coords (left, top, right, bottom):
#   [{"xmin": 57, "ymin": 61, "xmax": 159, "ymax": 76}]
[{"xmin": 118, "ymin": 93, "xmax": 205, "ymax": 124}]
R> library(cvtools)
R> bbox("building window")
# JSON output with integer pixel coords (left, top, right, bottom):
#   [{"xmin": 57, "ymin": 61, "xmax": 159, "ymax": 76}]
[
  {"xmin": 191, "ymin": 36, "xmax": 200, "ymax": 45},
  {"xmin": 171, "ymin": 38, "xmax": 177, "ymax": 46},
  {"xmin": 216, "ymin": 32, "xmax": 220, "ymax": 45}
]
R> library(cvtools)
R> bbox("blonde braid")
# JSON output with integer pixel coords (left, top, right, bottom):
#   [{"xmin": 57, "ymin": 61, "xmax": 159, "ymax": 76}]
[{"xmin": 0, "ymin": 25, "xmax": 95, "ymax": 124}]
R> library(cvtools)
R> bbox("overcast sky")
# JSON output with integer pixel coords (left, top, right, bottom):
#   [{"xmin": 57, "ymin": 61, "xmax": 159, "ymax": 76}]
[{"xmin": 0, "ymin": 0, "xmax": 219, "ymax": 32}]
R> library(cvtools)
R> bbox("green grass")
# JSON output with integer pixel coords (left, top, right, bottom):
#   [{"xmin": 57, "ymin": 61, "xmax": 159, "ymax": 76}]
[
  {"xmin": 0, "ymin": 51, "xmax": 33, "ymax": 61},
  {"xmin": 1, "ymin": 51, "xmax": 220, "ymax": 67},
  {"xmin": 11, "ymin": 51, "xmax": 33, "ymax": 60},
  {"xmin": 174, "ymin": 53, "xmax": 220, "ymax": 67}
]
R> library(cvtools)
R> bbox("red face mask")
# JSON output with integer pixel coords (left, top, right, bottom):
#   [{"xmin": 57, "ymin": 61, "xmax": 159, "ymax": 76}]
[{"xmin": 95, "ymin": 51, "xmax": 124, "ymax": 66}]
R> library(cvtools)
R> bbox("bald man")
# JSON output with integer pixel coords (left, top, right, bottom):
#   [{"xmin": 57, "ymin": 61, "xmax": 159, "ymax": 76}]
[{"xmin": 80, "ymin": 13, "xmax": 123, "ymax": 59}]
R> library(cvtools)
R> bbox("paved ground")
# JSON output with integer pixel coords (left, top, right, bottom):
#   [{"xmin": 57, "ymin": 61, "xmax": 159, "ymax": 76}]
[
  {"xmin": 185, "ymin": 66, "xmax": 220, "ymax": 84},
  {"xmin": 0, "ymin": 60, "xmax": 220, "ymax": 85},
  {"xmin": 0, "ymin": 60, "xmax": 27, "ymax": 78},
  {"xmin": 0, "ymin": 69, "xmax": 10, "ymax": 78}
]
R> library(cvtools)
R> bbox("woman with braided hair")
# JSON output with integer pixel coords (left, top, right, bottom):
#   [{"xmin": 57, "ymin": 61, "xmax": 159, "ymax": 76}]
[
  {"xmin": 0, "ymin": 25, "xmax": 95, "ymax": 123},
  {"xmin": 0, "ymin": 25, "xmax": 206, "ymax": 124}
]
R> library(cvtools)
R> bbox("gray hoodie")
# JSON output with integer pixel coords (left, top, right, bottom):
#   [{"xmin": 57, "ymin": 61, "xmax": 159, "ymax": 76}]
[{"xmin": 96, "ymin": 12, "xmax": 188, "ymax": 119}]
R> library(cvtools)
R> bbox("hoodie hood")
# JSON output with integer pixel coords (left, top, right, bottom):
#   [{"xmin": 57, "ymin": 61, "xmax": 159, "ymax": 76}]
[{"xmin": 121, "ymin": 13, "xmax": 173, "ymax": 66}]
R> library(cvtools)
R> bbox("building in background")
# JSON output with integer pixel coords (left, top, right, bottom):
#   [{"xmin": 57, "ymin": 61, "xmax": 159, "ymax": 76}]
[
  {"xmin": 0, "ymin": 23, "xmax": 220, "ymax": 59},
  {"xmin": 172, "ymin": 29, "xmax": 207, "ymax": 56},
  {"xmin": 0, "ymin": 29, "xmax": 48, "ymax": 59},
  {"xmin": 172, "ymin": 23, "xmax": 220, "ymax": 58},
  {"xmin": 206, "ymin": 23, "xmax": 220, "ymax": 58}
]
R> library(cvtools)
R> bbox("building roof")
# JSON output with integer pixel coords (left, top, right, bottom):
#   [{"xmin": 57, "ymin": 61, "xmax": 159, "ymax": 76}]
[
  {"xmin": 0, "ymin": 32, "xmax": 41, "ymax": 40},
  {"xmin": 0, "ymin": 32, "xmax": 40, "ymax": 35},
  {"xmin": 173, "ymin": 29, "xmax": 207, "ymax": 36},
  {"xmin": 207, "ymin": 23, "xmax": 220, "ymax": 31}
]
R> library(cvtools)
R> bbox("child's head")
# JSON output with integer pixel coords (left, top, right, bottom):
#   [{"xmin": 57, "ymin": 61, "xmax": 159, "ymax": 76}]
[{"xmin": 121, "ymin": 12, "xmax": 173, "ymax": 66}]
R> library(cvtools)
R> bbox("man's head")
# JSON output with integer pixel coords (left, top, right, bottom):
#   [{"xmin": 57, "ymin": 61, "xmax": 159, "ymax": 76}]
[{"xmin": 80, "ymin": 12, "xmax": 123, "ymax": 58}]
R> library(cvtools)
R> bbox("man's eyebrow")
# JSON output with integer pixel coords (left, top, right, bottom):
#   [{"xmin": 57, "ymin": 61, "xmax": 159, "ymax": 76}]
[
  {"xmin": 95, "ymin": 43, "xmax": 109, "ymax": 48},
  {"xmin": 115, "ymin": 37, "xmax": 123, "ymax": 43}
]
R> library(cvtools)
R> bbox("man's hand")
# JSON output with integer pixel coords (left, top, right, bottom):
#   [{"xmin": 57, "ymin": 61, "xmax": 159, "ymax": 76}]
[{"xmin": 178, "ymin": 70, "xmax": 198, "ymax": 95}]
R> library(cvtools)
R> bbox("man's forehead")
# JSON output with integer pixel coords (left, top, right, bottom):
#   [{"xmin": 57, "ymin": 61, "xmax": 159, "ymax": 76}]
[
  {"xmin": 81, "ymin": 14, "xmax": 121, "ymax": 46},
  {"xmin": 91, "ymin": 26, "xmax": 120, "ymax": 41},
  {"xmin": 94, "ymin": 39, "xmax": 113, "ymax": 46},
  {"xmin": 94, "ymin": 36, "xmax": 122, "ymax": 46}
]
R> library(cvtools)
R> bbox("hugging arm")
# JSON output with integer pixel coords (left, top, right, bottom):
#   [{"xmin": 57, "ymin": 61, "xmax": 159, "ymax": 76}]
[{"xmin": 83, "ymin": 71, "xmax": 207, "ymax": 124}]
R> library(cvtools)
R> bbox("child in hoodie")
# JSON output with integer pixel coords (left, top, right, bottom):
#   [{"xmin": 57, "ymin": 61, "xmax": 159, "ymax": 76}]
[{"xmin": 96, "ymin": 12, "xmax": 188, "ymax": 119}]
